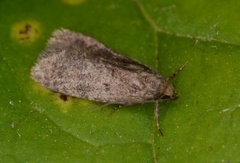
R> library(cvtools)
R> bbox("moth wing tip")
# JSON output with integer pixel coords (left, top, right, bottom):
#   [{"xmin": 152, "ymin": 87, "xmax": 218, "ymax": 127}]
[
  {"xmin": 52, "ymin": 28, "xmax": 71, "ymax": 36},
  {"xmin": 47, "ymin": 28, "xmax": 70, "ymax": 45},
  {"xmin": 48, "ymin": 28, "xmax": 77, "ymax": 46}
]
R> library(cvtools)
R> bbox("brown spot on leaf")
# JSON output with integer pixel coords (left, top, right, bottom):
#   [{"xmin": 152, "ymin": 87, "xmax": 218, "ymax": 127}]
[{"xmin": 60, "ymin": 94, "xmax": 68, "ymax": 101}]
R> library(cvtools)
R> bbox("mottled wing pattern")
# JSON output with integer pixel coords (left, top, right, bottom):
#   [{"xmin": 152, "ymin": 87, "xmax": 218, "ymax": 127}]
[{"xmin": 31, "ymin": 29, "xmax": 167, "ymax": 104}]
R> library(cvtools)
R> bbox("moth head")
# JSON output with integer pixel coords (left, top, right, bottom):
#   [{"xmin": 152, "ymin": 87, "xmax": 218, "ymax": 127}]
[
  {"xmin": 160, "ymin": 61, "xmax": 188, "ymax": 100},
  {"xmin": 160, "ymin": 83, "xmax": 178, "ymax": 100}
]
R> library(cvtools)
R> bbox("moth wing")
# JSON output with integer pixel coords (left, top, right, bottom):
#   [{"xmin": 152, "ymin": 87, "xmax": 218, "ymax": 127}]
[
  {"xmin": 31, "ymin": 29, "xmax": 164, "ymax": 104},
  {"xmin": 49, "ymin": 29, "xmax": 157, "ymax": 75}
]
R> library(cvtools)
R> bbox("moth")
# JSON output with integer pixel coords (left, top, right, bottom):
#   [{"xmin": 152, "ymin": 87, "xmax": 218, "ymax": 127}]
[{"xmin": 31, "ymin": 29, "xmax": 186, "ymax": 135}]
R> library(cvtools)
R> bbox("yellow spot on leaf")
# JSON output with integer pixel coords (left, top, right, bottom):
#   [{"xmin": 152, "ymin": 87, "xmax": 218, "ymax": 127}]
[
  {"xmin": 31, "ymin": 81, "xmax": 98, "ymax": 113},
  {"xmin": 63, "ymin": 0, "xmax": 85, "ymax": 5},
  {"xmin": 53, "ymin": 94, "xmax": 74, "ymax": 113},
  {"xmin": 11, "ymin": 20, "xmax": 40, "ymax": 43},
  {"xmin": 31, "ymin": 81, "xmax": 73, "ymax": 113}
]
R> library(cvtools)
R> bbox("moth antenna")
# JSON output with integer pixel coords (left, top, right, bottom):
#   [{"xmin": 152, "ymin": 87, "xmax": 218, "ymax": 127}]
[
  {"xmin": 167, "ymin": 61, "xmax": 188, "ymax": 82},
  {"xmin": 155, "ymin": 100, "xmax": 164, "ymax": 136}
]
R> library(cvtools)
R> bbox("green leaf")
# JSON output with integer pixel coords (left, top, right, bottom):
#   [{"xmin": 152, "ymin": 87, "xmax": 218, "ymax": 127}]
[{"xmin": 1, "ymin": 0, "xmax": 240, "ymax": 162}]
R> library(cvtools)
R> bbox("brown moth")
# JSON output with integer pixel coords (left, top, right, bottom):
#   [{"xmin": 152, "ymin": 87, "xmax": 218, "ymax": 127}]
[{"xmin": 31, "ymin": 29, "xmax": 185, "ymax": 135}]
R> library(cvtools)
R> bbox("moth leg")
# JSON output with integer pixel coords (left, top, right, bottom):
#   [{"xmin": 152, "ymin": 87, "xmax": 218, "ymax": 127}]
[
  {"xmin": 89, "ymin": 103, "xmax": 111, "ymax": 111},
  {"xmin": 167, "ymin": 61, "xmax": 188, "ymax": 81},
  {"xmin": 155, "ymin": 100, "xmax": 164, "ymax": 136},
  {"xmin": 109, "ymin": 104, "xmax": 128, "ymax": 115}
]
